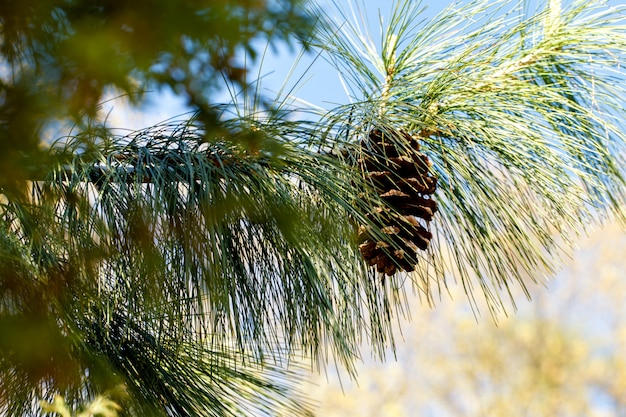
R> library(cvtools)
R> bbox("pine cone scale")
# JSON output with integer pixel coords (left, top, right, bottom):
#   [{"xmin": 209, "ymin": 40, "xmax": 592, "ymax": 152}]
[{"xmin": 357, "ymin": 127, "xmax": 438, "ymax": 276}]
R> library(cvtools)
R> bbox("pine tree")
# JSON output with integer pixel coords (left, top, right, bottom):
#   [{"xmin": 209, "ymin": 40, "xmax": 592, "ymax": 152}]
[{"xmin": 1, "ymin": 0, "xmax": 626, "ymax": 415}]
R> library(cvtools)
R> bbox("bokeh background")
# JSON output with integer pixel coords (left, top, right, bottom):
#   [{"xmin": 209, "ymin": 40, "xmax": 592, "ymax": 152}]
[{"xmin": 303, "ymin": 221, "xmax": 626, "ymax": 416}]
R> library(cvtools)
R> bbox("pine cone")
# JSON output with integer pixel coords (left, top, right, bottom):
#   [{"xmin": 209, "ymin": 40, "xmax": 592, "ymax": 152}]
[{"xmin": 358, "ymin": 128, "xmax": 438, "ymax": 276}]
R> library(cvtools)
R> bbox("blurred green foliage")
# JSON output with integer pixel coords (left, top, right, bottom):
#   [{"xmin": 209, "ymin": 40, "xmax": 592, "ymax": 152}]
[
  {"xmin": 0, "ymin": 0, "xmax": 313, "ymax": 192},
  {"xmin": 0, "ymin": 1, "xmax": 318, "ymax": 415}
]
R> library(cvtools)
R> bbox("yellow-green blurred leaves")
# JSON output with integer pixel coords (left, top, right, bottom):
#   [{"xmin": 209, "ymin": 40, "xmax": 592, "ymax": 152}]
[
  {"xmin": 41, "ymin": 392, "xmax": 122, "ymax": 417},
  {"xmin": 305, "ymin": 221, "xmax": 626, "ymax": 417}
]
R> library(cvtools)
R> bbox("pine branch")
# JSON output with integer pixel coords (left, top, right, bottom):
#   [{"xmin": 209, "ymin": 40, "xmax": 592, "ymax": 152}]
[{"xmin": 313, "ymin": 0, "xmax": 626, "ymax": 312}]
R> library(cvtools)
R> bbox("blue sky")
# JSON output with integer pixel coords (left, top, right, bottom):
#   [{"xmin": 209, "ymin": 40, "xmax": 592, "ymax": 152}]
[
  {"xmin": 104, "ymin": 0, "xmax": 453, "ymax": 127},
  {"xmin": 108, "ymin": 0, "xmax": 626, "ymax": 129}
]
